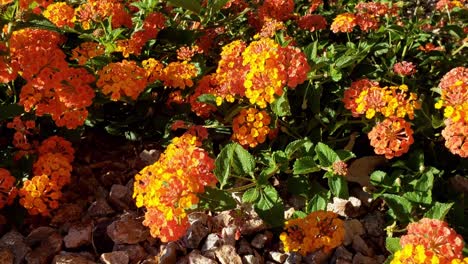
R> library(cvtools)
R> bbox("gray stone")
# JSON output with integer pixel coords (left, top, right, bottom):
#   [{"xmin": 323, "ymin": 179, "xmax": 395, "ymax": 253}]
[
  {"xmin": 215, "ymin": 245, "xmax": 242, "ymax": 264},
  {"xmin": 303, "ymin": 250, "xmax": 331, "ymax": 264},
  {"xmin": 221, "ymin": 226, "xmax": 237, "ymax": 246},
  {"xmin": 100, "ymin": 251, "xmax": 129, "ymax": 264},
  {"xmin": 242, "ymin": 255, "xmax": 261, "ymax": 264},
  {"xmin": 362, "ymin": 213, "xmax": 385, "ymax": 237},
  {"xmin": 158, "ymin": 242, "xmax": 178, "ymax": 264},
  {"xmin": 201, "ymin": 233, "xmax": 222, "ymax": 252},
  {"xmin": 0, "ymin": 230, "xmax": 31, "ymax": 264},
  {"xmin": 184, "ymin": 220, "xmax": 210, "ymax": 249},
  {"xmin": 52, "ymin": 254, "xmax": 96, "ymax": 264},
  {"xmin": 113, "ymin": 244, "xmax": 147, "ymax": 263},
  {"xmin": 25, "ymin": 231, "xmax": 62, "ymax": 264},
  {"xmin": 107, "ymin": 213, "xmax": 149, "ymax": 244},
  {"xmin": 284, "ymin": 252, "xmax": 302, "ymax": 264},
  {"xmin": 251, "ymin": 233, "xmax": 270, "ymax": 249},
  {"xmin": 352, "ymin": 236, "xmax": 374, "ymax": 257},
  {"xmin": 267, "ymin": 251, "xmax": 287, "ymax": 263},
  {"xmin": 331, "ymin": 246, "xmax": 353, "ymax": 264},
  {"xmin": 108, "ymin": 184, "xmax": 133, "ymax": 210},
  {"xmin": 64, "ymin": 223, "xmax": 92, "ymax": 248},
  {"xmin": 237, "ymin": 239, "xmax": 254, "ymax": 255},
  {"xmin": 352, "ymin": 253, "xmax": 380, "ymax": 264},
  {"xmin": 344, "ymin": 219, "xmax": 365, "ymax": 246},
  {"xmin": 88, "ymin": 199, "xmax": 115, "ymax": 217},
  {"xmin": 187, "ymin": 250, "xmax": 217, "ymax": 264}
]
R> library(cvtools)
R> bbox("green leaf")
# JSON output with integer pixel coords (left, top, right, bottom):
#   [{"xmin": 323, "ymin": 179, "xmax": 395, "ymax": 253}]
[
  {"xmin": 306, "ymin": 194, "xmax": 328, "ymax": 213},
  {"xmin": 328, "ymin": 174, "xmax": 349, "ymax": 199},
  {"xmin": 381, "ymin": 194, "xmax": 413, "ymax": 222},
  {"xmin": 403, "ymin": 191, "xmax": 431, "ymax": 205},
  {"xmin": 293, "ymin": 156, "xmax": 320, "ymax": 174},
  {"xmin": 315, "ymin": 142, "xmax": 339, "ymax": 167},
  {"xmin": 214, "ymin": 143, "xmax": 255, "ymax": 189},
  {"xmin": 243, "ymin": 188, "xmax": 260, "ymax": 203},
  {"xmin": 197, "ymin": 94, "xmax": 217, "ymax": 106},
  {"xmin": 0, "ymin": 104, "xmax": 24, "ymax": 121},
  {"xmin": 285, "ymin": 138, "xmax": 312, "ymax": 159},
  {"xmin": 370, "ymin": 170, "xmax": 387, "ymax": 187},
  {"xmin": 424, "ymin": 202, "xmax": 453, "ymax": 220},
  {"xmin": 335, "ymin": 149, "xmax": 355, "ymax": 162},
  {"xmin": 270, "ymin": 91, "xmax": 291, "ymax": 117},
  {"xmin": 198, "ymin": 187, "xmax": 237, "ymax": 211},
  {"xmin": 254, "ymin": 185, "xmax": 284, "ymax": 227},
  {"xmin": 167, "ymin": 0, "xmax": 201, "ymax": 13},
  {"xmin": 330, "ymin": 66, "xmax": 342, "ymax": 82},
  {"xmin": 287, "ymin": 176, "xmax": 311, "ymax": 197},
  {"xmin": 385, "ymin": 237, "xmax": 401, "ymax": 254},
  {"xmin": 209, "ymin": 0, "xmax": 229, "ymax": 12}
]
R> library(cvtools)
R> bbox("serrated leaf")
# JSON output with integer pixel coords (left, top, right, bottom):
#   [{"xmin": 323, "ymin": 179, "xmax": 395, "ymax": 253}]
[
  {"xmin": 285, "ymin": 138, "xmax": 312, "ymax": 159},
  {"xmin": 386, "ymin": 237, "xmax": 401, "ymax": 254},
  {"xmin": 424, "ymin": 202, "xmax": 453, "ymax": 220},
  {"xmin": 315, "ymin": 142, "xmax": 339, "ymax": 167},
  {"xmin": 381, "ymin": 194, "xmax": 413, "ymax": 222},
  {"xmin": 306, "ymin": 194, "xmax": 327, "ymax": 213},
  {"xmin": 370, "ymin": 170, "xmax": 387, "ymax": 186},
  {"xmin": 242, "ymin": 188, "xmax": 260, "ymax": 203},
  {"xmin": 198, "ymin": 187, "xmax": 237, "ymax": 211},
  {"xmin": 328, "ymin": 174, "xmax": 349, "ymax": 199},
  {"xmin": 335, "ymin": 149, "xmax": 355, "ymax": 162},
  {"xmin": 293, "ymin": 156, "xmax": 320, "ymax": 174},
  {"xmin": 254, "ymin": 185, "xmax": 284, "ymax": 227},
  {"xmin": 271, "ymin": 91, "xmax": 291, "ymax": 117},
  {"xmin": 214, "ymin": 143, "xmax": 255, "ymax": 189}
]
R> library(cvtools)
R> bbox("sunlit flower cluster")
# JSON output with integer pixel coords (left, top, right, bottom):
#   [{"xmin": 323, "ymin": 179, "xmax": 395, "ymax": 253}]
[
  {"xmin": 391, "ymin": 244, "xmax": 440, "ymax": 264},
  {"xmin": 297, "ymin": 14, "xmax": 327, "ymax": 32},
  {"xmin": 343, "ymin": 79, "xmax": 380, "ymax": 117},
  {"xmin": 332, "ymin": 2, "xmax": 398, "ymax": 33},
  {"xmin": 0, "ymin": 42, "xmax": 17, "ymax": 83},
  {"xmin": 133, "ymin": 133, "xmax": 217, "ymax": 242},
  {"xmin": 215, "ymin": 38, "xmax": 309, "ymax": 108},
  {"xmin": 160, "ymin": 61, "xmax": 198, "ymax": 89},
  {"xmin": 71, "ymin": 42, "xmax": 105, "ymax": 65},
  {"xmin": 9, "ymin": 28, "xmax": 95, "ymax": 129},
  {"xmin": 394, "ymin": 61, "xmax": 417, "ymax": 76},
  {"xmin": 396, "ymin": 218, "xmax": 465, "ymax": 264},
  {"xmin": 435, "ymin": 0, "xmax": 465, "ymax": 11},
  {"xmin": 96, "ymin": 60, "xmax": 148, "ymax": 101},
  {"xmin": 368, "ymin": 117, "xmax": 414, "ymax": 159},
  {"xmin": 435, "ymin": 67, "xmax": 468, "ymax": 157},
  {"xmin": 19, "ymin": 175, "xmax": 62, "ymax": 216},
  {"xmin": 258, "ymin": 0, "xmax": 294, "ymax": 26},
  {"xmin": 75, "ymin": 0, "xmax": 132, "ymax": 30},
  {"xmin": 280, "ymin": 210, "xmax": 344, "ymax": 256},
  {"xmin": 176, "ymin": 45, "xmax": 201, "ymax": 61},
  {"xmin": 232, "ymin": 108, "xmax": 271, "ymax": 148},
  {"xmin": 116, "ymin": 12, "xmax": 166, "ymax": 57},
  {"xmin": 19, "ymin": 136, "xmax": 75, "ymax": 216},
  {"xmin": 42, "ymin": 2, "xmax": 76, "ymax": 28},
  {"xmin": 0, "ymin": 168, "xmax": 18, "ymax": 209},
  {"xmin": 353, "ymin": 84, "xmax": 420, "ymax": 120},
  {"xmin": 189, "ymin": 74, "xmax": 218, "ymax": 118}
]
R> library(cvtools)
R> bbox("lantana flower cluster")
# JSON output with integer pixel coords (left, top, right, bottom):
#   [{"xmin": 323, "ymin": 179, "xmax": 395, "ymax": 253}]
[
  {"xmin": 280, "ymin": 210, "xmax": 345, "ymax": 256},
  {"xmin": 0, "ymin": 168, "xmax": 18, "ymax": 209},
  {"xmin": 133, "ymin": 133, "xmax": 217, "ymax": 242},
  {"xmin": 343, "ymin": 79, "xmax": 421, "ymax": 159},
  {"xmin": 215, "ymin": 37, "xmax": 310, "ymax": 108},
  {"xmin": 331, "ymin": 2, "xmax": 399, "ymax": 33},
  {"xmin": 18, "ymin": 136, "xmax": 75, "ymax": 216},
  {"xmin": 6, "ymin": 28, "xmax": 95, "ymax": 129},
  {"xmin": 392, "ymin": 218, "xmax": 466, "ymax": 264},
  {"xmin": 434, "ymin": 67, "xmax": 468, "ymax": 157},
  {"xmin": 232, "ymin": 108, "xmax": 272, "ymax": 148}
]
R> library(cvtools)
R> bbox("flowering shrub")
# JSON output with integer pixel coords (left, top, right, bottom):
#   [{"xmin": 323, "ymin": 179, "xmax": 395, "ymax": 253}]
[
  {"xmin": 280, "ymin": 210, "xmax": 344, "ymax": 255},
  {"xmin": 133, "ymin": 133, "xmax": 217, "ymax": 242},
  {"xmin": 0, "ymin": 0, "xmax": 466, "ymax": 260}
]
